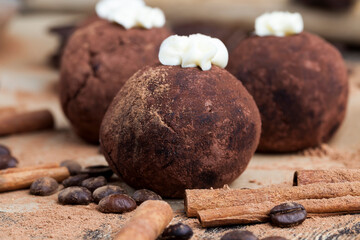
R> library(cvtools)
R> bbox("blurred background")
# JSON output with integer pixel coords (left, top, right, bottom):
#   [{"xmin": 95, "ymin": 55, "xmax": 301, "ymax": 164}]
[{"xmin": 2, "ymin": 0, "xmax": 360, "ymax": 61}]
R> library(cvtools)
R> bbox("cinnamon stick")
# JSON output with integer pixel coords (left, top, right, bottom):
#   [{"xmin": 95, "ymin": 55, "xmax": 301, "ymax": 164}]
[
  {"xmin": 294, "ymin": 169, "xmax": 360, "ymax": 186},
  {"xmin": 185, "ymin": 182, "xmax": 360, "ymax": 217},
  {"xmin": 0, "ymin": 163, "xmax": 60, "ymax": 174},
  {"xmin": 0, "ymin": 167, "xmax": 69, "ymax": 192},
  {"xmin": 0, "ymin": 109, "xmax": 54, "ymax": 136},
  {"xmin": 198, "ymin": 195, "xmax": 360, "ymax": 227},
  {"xmin": 114, "ymin": 200, "xmax": 173, "ymax": 240}
]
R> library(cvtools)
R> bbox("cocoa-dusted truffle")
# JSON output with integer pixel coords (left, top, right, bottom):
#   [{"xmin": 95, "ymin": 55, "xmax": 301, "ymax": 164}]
[
  {"xmin": 100, "ymin": 65, "xmax": 261, "ymax": 197},
  {"xmin": 60, "ymin": 20, "xmax": 171, "ymax": 143},
  {"xmin": 227, "ymin": 32, "xmax": 348, "ymax": 152}
]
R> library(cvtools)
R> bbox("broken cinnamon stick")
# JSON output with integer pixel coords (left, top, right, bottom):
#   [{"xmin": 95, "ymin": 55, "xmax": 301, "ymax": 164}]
[
  {"xmin": 185, "ymin": 182, "xmax": 360, "ymax": 217},
  {"xmin": 294, "ymin": 169, "xmax": 360, "ymax": 186},
  {"xmin": 114, "ymin": 200, "xmax": 173, "ymax": 240},
  {"xmin": 0, "ymin": 167, "xmax": 69, "ymax": 192},
  {"xmin": 0, "ymin": 109, "xmax": 54, "ymax": 136},
  {"xmin": 198, "ymin": 195, "xmax": 360, "ymax": 227},
  {"xmin": 0, "ymin": 163, "xmax": 60, "ymax": 174}
]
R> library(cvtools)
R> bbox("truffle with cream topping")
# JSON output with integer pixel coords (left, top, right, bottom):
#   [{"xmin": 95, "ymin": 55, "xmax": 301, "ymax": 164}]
[
  {"xmin": 100, "ymin": 64, "xmax": 261, "ymax": 197},
  {"xmin": 60, "ymin": 4, "xmax": 171, "ymax": 143},
  {"xmin": 100, "ymin": 34, "xmax": 261, "ymax": 197},
  {"xmin": 227, "ymin": 12, "xmax": 348, "ymax": 152}
]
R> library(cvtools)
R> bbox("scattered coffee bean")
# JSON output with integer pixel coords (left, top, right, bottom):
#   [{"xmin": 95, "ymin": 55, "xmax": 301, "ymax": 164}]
[
  {"xmin": 58, "ymin": 186, "xmax": 92, "ymax": 205},
  {"xmin": 93, "ymin": 185, "xmax": 126, "ymax": 203},
  {"xmin": 62, "ymin": 174, "xmax": 90, "ymax": 188},
  {"xmin": 269, "ymin": 202, "xmax": 307, "ymax": 228},
  {"xmin": 97, "ymin": 194, "xmax": 137, "ymax": 213},
  {"xmin": 132, "ymin": 189, "xmax": 162, "ymax": 205},
  {"xmin": 160, "ymin": 223, "xmax": 193, "ymax": 240},
  {"xmin": 221, "ymin": 230, "xmax": 258, "ymax": 240},
  {"xmin": 60, "ymin": 160, "xmax": 82, "ymax": 175},
  {"xmin": 30, "ymin": 177, "xmax": 59, "ymax": 196},
  {"xmin": 81, "ymin": 176, "xmax": 107, "ymax": 192},
  {"xmin": 0, "ymin": 145, "xmax": 10, "ymax": 155},
  {"xmin": 262, "ymin": 237, "xmax": 288, "ymax": 240},
  {"xmin": 0, "ymin": 155, "xmax": 18, "ymax": 170},
  {"xmin": 81, "ymin": 165, "xmax": 113, "ymax": 179}
]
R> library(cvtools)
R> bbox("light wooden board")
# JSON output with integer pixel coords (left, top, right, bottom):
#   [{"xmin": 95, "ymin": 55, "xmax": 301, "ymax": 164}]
[{"xmin": 0, "ymin": 13, "xmax": 359, "ymax": 240}]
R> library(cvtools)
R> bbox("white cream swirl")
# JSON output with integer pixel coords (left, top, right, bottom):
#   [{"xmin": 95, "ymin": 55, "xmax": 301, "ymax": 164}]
[
  {"xmin": 158, "ymin": 34, "xmax": 228, "ymax": 71},
  {"xmin": 255, "ymin": 11, "xmax": 304, "ymax": 37},
  {"xmin": 96, "ymin": 0, "xmax": 165, "ymax": 29}
]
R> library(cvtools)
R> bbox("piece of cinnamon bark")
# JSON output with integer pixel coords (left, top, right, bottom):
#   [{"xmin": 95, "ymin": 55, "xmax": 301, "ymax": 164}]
[
  {"xmin": 0, "ymin": 163, "xmax": 60, "ymax": 174},
  {"xmin": 114, "ymin": 200, "xmax": 173, "ymax": 240},
  {"xmin": 0, "ymin": 109, "xmax": 54, "ymax": 136},
  {"xmin": 185, "ymin": 182, "xmax": 360, "ymax": 217},
  {"xmin": 293, "ymin": 169, "xmax": 360, "ymax": 186},
  {"xmin": 0, "ymin": 167, "xmax": 69, "ymax": 192},
  {"xmin": 198, "ymin": 195, "xmax": 360, "ymax": 227}
]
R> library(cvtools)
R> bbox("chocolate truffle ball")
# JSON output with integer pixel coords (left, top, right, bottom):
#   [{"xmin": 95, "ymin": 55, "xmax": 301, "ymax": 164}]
[
  {"xmin": 60, "ymin": 20, "xmax": 171, "ymax": 143},
  {"xmin": 100, "ymin": 65, "xmax": 261, "ymax": 197},
  {"xmin": 227, "ymin": 32, "xmax": 348, "ymax": 152}
]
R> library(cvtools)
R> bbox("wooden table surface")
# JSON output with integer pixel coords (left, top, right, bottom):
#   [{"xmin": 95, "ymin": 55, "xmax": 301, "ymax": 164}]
[{"xmin": 0, "ymin": 13, "xmax": 359, "ymax": 240}]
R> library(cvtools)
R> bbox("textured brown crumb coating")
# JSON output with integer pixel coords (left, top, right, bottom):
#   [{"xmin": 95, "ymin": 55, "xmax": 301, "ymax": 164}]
[
  {"xmin": 100, "ymin": 65, "xmax": 261, "ymax": 197},
  {"xmin": 60, "ymin": 20, "xmax": 171, "ymax": 143},
  {"xmin": 227, "ymin": 32, "xmax": 348, "ymax": 152}
]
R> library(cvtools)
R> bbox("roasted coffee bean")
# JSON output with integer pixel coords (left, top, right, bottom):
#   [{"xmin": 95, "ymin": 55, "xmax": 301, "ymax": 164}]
[
  {"xmin": 58, "ymin": 186, "xmax": 92, "ymax": 205},
  {"xmin": 81, "ymin": 176, "xmax": 107, "ymax": 192},
  {"xmin": 93, "ymin": 185, "xmax": 126, "ymax": 203},
  {"xmin": 221, "ymin": 230, "xmax": 258, "ymax": 240},
  {"xmin": 97, "ymin": 194, "xmax": 136, "ymax": 213},
  {"xmin": 160, "ymin": 223, "xmax": 193, "ymax": 240},
  {"xmin": 132, "ymin": 189, "xmax": 162, "ymax": 205},
  {"xmin": 62, "ymin": 174, "xmax": 90, "ymax": 188},
  {"xmin": 60, "ymin": 160, "xmax": 82, "ymax": 175},
  {"xmin": 262, "ymin": 237, "xmax": 288, "ymax": 240},
  {"xmin": 81, "ymin": 165, "xmax": 113, "ymax": 179},
  {"xmin": 0, "ymin": 145, "xmax": 10, "ymax": 155},
  {"xmin": 0, "ymin": 155, "xmax": 18, "ymax": 170},
  {"xmin": 30, "ymin": 177, "xmax": 59, "ymax": 196},
  {"xmin": 269, "ymin": 202, "xmax": 307, "ymax": 228}
]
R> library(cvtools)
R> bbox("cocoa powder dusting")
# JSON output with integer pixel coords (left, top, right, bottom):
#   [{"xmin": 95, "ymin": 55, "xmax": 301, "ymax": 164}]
[{"xmin": 302, "ymin": 144, "xmax": 360, "ymax": 169}]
